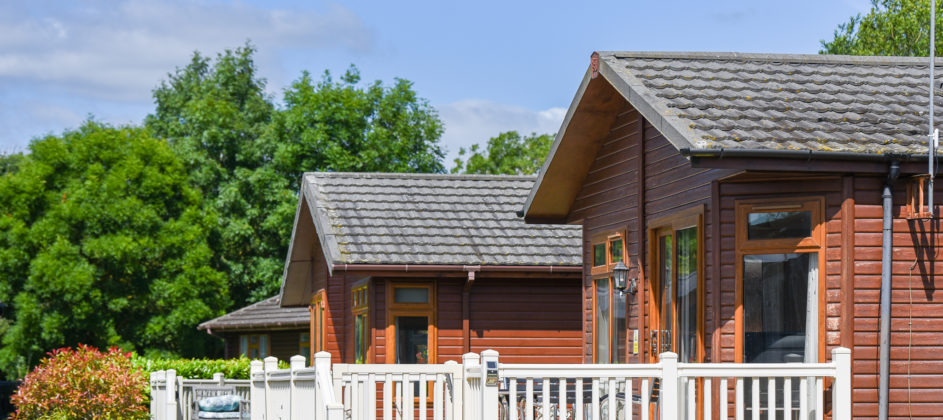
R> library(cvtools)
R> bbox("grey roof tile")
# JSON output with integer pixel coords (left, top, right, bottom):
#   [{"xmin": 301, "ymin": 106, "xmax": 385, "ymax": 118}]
[
  {"xmin": 303, "ymin": 173, "xmax": 581, "ymax": 266},
  {"xmin": 198, "ymin": 296, "xmax": 309, "ymax": 331},
  {"xmin": 599, "ymin": 51, "xmax": 943, "ymax": 155}
]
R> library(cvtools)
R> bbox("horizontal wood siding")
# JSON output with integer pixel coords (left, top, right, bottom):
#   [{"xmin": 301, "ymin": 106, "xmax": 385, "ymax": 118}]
[
  {"xmin": 850, "ymin": 176, "xmax": 943, "ymax": 417},
  {"xmin": 219, "ymin": 330, "xmax": 305, "ymax": 362},
  {"xmin": 568, "ymin": 99, "xmax": 728, "ymax": 364},
  {"xmin": 468, "ymin": 277, "xmax": 582, "ymax": 364}
]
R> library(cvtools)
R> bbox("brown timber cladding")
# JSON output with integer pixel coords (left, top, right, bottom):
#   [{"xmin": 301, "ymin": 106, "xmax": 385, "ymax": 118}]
[
  {"xmin": 562, "ymin": 95, "xmax": 943, "ymax": 417},
  {"xmin": 370, "ymin": 277, "xmax": 582, "ymax": 364}
]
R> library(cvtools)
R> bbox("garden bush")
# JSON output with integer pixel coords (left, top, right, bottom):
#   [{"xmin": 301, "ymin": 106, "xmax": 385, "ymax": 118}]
[
  {"xmin": 132, "ymin": 355, "xmax": 289, "ymax": 380},
  {"xmin": 11, "ymin": 345, "xmax": 148, "ymax": 419}
]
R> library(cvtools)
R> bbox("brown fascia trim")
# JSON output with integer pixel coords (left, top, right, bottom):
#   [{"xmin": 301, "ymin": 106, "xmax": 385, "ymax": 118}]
[{"xmin": 332, "ymin": 263, "xmax": 582, "ymax": 274}]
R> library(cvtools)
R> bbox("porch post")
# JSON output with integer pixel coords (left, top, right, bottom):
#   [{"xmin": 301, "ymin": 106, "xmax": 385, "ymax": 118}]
[
  {"xmin": 660, "ymin": 352, "xmax": 679, "ymax": 420},
  {"xmin": 832, "ymin": 347, "xmax": 852, "ymax": 420}
]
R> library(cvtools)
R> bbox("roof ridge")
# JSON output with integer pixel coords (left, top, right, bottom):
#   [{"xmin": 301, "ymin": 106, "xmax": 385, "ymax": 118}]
[
  {"xmin": 304, "ymin": 172, "xmax": 537, "ymax": 182},
  {"xmin": 598, "ymin": 51, "xmax": 943, "ymax": 66}
]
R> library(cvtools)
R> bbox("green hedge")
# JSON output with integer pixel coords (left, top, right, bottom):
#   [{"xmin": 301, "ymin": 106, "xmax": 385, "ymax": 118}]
[{"xmin": 132, "ymin": 356, "xmax": 289, "ymax": 380}]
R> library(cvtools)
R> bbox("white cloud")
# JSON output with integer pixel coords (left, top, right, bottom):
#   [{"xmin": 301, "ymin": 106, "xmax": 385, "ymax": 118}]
[
  {"xmin": 438, "ymin": 99, "xmax": 566, "ymax": 166},
  {"xmin": 0, "ymin": 1, "xmax": 374, "ymax": 101}
]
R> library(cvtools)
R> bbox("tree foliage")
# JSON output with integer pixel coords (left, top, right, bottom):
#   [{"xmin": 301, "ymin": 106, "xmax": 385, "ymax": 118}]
[
  {"xmin": 0, "ymin": 43, "xmax": 446, "ymax": 375},
  {"xmin": 0, "ymin": 122, "xmax": 227, "ymax": 377},
  {"xmin": 271, "ymin": 66, "xmax": 445, "ymax": 180},
  {"xmin": 451, "ymin": 131, "xmax": 554, "ymax": 175},
  {"xmin": 820, "ymin": 0, "xmax": 943, "ymax": 56}
]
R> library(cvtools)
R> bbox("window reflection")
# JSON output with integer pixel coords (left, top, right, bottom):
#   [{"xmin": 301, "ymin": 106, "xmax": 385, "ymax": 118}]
[{"xmin": 747, "ymin": 211, "xmax": 812, "ymax": 240}]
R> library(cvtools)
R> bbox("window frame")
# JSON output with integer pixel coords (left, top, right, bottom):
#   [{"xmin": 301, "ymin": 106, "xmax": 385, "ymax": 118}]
[
  {"xmin": 385, "ymin": 282, "xmax": 437, "ymax": 364},
  {"xmin": 310, "ymin": 289, "xmax": 327, "ymax": 357},
  {"xmin": 299, "ymin": 332, "xmax": 311, "ymax": 361},
  {"xmin": 645, "ymin": 205, "xmax": 705, "ymax": 364},
  {"xmin": 734, "ymin": 197, "xmax": 826, "ymax": 364},
  {"xmin": 591, "ymin": 230, "xmax": 627, "ymax": 363},
  {"xmin": 239, "ymin": 333, "xmax": 269, "ymax": 359},
  {"xmin": 351, "ymin": 281, "xmax": 370, "ymax": 364}
]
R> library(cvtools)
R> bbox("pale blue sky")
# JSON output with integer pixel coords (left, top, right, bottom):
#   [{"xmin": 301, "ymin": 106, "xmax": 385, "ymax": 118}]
[{"xmin": 0, "ymin": 0, "xmax": 872, "ymax": 162}]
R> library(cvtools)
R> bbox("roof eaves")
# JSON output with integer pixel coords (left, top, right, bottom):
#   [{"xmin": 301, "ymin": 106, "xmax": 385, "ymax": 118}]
[
  {"xmin": 522, "ymin": 67, "xmax": 595, "ymax": 218},
  {"xmin": 303, "ymin": 176, "xmax": 341, "ymax": 275},
  {"xmin": 599, "ymin": 51, "xmax": 943, "ymax": 66},
  {"xmin": 597, "ymin": 53, "xmax": 695, "ymax": 153}
]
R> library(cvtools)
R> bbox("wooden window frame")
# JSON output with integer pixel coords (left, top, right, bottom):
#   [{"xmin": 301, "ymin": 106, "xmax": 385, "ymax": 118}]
[
  {"xmin": 734, "ymin": 197, "xmax": 826, "ymax": 364},
  {"xmin": 645, "ymin": 205, "xmax": 706, "ymax": 364},
  {"xmin": 591, "ymin": 230, "xmax": 627, "ymax": 363},
  {"xmin": 351, "ymin": 281, "xmax": 370, "ymax": 364},
  {"xmin": 310, "ymin": 289, "xmax": 327, "ymax": 357},
  {"xmin": 239, "ymin": 333, "xmax": 270, "ymax": 359},
  {"xmin": 384, "ymin": 282, "xmax": 437, "ymax": 364}
]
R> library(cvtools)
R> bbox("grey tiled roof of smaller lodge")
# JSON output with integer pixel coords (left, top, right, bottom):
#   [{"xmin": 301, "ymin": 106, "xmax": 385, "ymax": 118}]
[
  {"xmin": 598, "ymin": 51, "xmax": 943, "ymax": 155},
  {"xmin": 198, "ymin": 296, "xmax": 309, "ymax": 331},
  {"xmin": 305, "ymin": 172, "xmax": 581, "ymax": 266}
]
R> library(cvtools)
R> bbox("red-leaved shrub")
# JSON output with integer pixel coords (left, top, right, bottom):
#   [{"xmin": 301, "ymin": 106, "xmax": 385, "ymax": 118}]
[{"xmin": 11, "ymin": 345, "xmax": 148, "ymax": 419}]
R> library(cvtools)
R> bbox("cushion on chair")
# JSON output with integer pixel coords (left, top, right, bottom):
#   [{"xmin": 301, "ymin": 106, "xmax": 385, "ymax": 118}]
[
  {"xmin": 197, "ymin": 394, "xmax": 241, "ymax": 412},
  {"xmin": 197, "ymin": 411, "xmax": 242, "ymax": 419}
]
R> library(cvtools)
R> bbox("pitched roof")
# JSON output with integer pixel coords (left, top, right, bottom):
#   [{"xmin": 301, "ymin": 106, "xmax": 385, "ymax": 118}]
[
  {"xmin": 596, "ymin": 51, "xmax": 941, "ymax": 156},
  {"xmin": 301, "ymin": 172, "xmax": 581, "ymax": 266},
  {"xmin": 198, "ymin": 296, "xmax": 309, "ymax": 331},
  {"xmin": 522, "ymin": 51, "xmax": 943, "ymax": 221}
]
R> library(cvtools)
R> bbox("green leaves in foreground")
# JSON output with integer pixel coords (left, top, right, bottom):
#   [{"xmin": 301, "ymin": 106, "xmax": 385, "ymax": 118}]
[{"xmin": 0, "ymin": 122, "xmax": 228, "ymax": 377}]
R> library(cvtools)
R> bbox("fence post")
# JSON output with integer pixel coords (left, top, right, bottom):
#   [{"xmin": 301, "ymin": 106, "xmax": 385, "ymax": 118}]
[
  {"xmin": 462, "ymin": 352, "xmax": 481, "ymax": 420},
  {"xmin": 445, "ymin": 360, "xmax": 460, "ymax": 420},
  {"xmin": 250, "ymin": 360, "xmax": 265, "ymax": 420},
  {"xmin": 213, "ymin": 372, "xmax": 224, "ymax": 386},
  {"xmin": 165, "ymin": 369, "xmax": 177, "ymax": 420},
  {"xmin": 263, "ymin": 356, "xmax": 278, "ymax": 418},
  {"xmin": 480, "ymin": 350, "xmax": 500, "ymax": 420},
  {"xmin": 290, "ymin": 355, "xmax": 305, "ymax": 418},
  {"xmin": 660, "ymin": 352, "xmax": 678, "ymax": 420},
  {"xmin": 832, "ymin": 347, "xmax": 852, "ymax": 420}
]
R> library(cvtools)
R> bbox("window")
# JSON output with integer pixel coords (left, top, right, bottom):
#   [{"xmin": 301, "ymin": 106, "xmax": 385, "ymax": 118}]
[
  {"xmin": 310, "ymin": 290, "xmax": 326, "ymax": 356},
  {"xmin": 647, "ymin": 206, "xmax": 704, "ymax": 364},
  {"xmin": 736, "ymin": 197, "xmax": 824, "ymax": 364},
  {"xmin": 239, "ymin": 334, "xmax": 269, "ymax": 359},
  {"xmin": 591, "ymin": 232, "xmax": 627, "ymax": 363},
  {"xmin": 352, "ymin": 283, "xmax": 369, "ymax": 364},
  {"xmin": 299, "ymin": 333, "xmax": 311, "ymax": 361},
  {"xmin": 385, "ymin": 283, "xmax": 435, "ymax": 364},
  {"xmin": 736, "ymin": 198, "xmax": 824, "ymax": 418}
]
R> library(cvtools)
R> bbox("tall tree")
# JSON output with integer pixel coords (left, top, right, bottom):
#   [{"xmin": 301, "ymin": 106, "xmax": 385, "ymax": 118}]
[
  {"xmin": 270, "ymin": 66, "xmax": 445, "ymax": 182},
  {"xmin": 821, "ymin": 0, "xmax": 943, "ymax": 56},
  {"xmin": 451, "ymin": 131, "xmax": 554, "ymax": 175},
  {"xmin": 0, "ymin": 122, "xmax": 227, "ymax": 376},
  {"xmin": 145, "ymin": 44, "xmax": 287, "ymax": 306}
]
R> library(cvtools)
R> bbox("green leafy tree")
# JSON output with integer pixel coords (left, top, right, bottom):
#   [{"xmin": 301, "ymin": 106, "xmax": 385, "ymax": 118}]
[
  {"xmin": 451, "ymin": 131, "xmax": 554, "ymax": 175},
  {"xmin": 145, "ymin": 43, "xmax": 288, "ymax": 306},
  {"xmin": 271, "ymin": 65, "xmax": 445, "ymax": 181},
  {"xmin": 821, "ymin": 0, "xmax": 943, "ymax": 55},
  {"xmin": 0, "ymin": 122, "xmax": 227, "ymax": 376}
]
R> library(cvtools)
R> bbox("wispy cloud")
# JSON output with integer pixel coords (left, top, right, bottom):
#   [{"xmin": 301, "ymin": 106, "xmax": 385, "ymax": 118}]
[
  {"xmin": 0, "ymin": 1, "xmax": 374, "ymax": 102},
  {"xmin": 437, "ymin": 99, "xmax": 566, "ymax": 166}
]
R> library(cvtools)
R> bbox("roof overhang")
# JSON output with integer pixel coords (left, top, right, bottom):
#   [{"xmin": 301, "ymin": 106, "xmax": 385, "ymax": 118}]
[
  {"xmin": 521, "ymin": 66, "xmax": 626, "ymax": 223},
  {"xmin": 278, "ymin": 183, "xmax": 336, "ymax": 307}
]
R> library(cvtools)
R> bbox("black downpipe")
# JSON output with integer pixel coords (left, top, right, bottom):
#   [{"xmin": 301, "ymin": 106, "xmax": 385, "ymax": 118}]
[{"xmin": 878, "ymin": 160, "xmax": 900, "ymax": 420}]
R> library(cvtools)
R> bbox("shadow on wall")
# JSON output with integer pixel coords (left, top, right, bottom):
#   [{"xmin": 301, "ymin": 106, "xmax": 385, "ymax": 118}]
[{"xmin": 907, "ymin": 218, "xmax": 938, "ymax": 301}]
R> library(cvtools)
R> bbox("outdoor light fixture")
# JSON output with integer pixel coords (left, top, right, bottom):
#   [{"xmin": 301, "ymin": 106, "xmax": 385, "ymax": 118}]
[{"xmin": 613, "ymin": 261, "xmax": 629, "ymax": 294}]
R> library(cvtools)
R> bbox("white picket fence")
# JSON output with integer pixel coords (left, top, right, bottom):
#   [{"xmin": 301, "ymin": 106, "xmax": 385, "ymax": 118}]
[{"xmin": 150, "ymin": 347, "xmax": 851, "ymax": 420}]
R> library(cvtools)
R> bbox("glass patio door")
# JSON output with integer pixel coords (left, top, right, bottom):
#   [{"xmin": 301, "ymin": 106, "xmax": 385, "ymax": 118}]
[{"xmin": 650, "ymin": 226, "xmax": 698, "ymax": 363}]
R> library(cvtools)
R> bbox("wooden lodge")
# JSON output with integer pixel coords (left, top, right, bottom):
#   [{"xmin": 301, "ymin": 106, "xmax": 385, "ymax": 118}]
[
  {"xmin": 277, "ymin": 173, "xmax": 584, "ymax": 366},
  {"xmin": 199, "ymin": 296, "xmax": 311, "ymax": 362},
  {"xmin": 520, "ymin": 51, "xmax": 943, "ymax": 418}
]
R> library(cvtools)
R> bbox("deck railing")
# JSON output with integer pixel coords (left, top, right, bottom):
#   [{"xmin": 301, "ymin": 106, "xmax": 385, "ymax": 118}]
[{"xmin": 150, "ymin": 347, "xmax": 851, "ymax": 420}]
